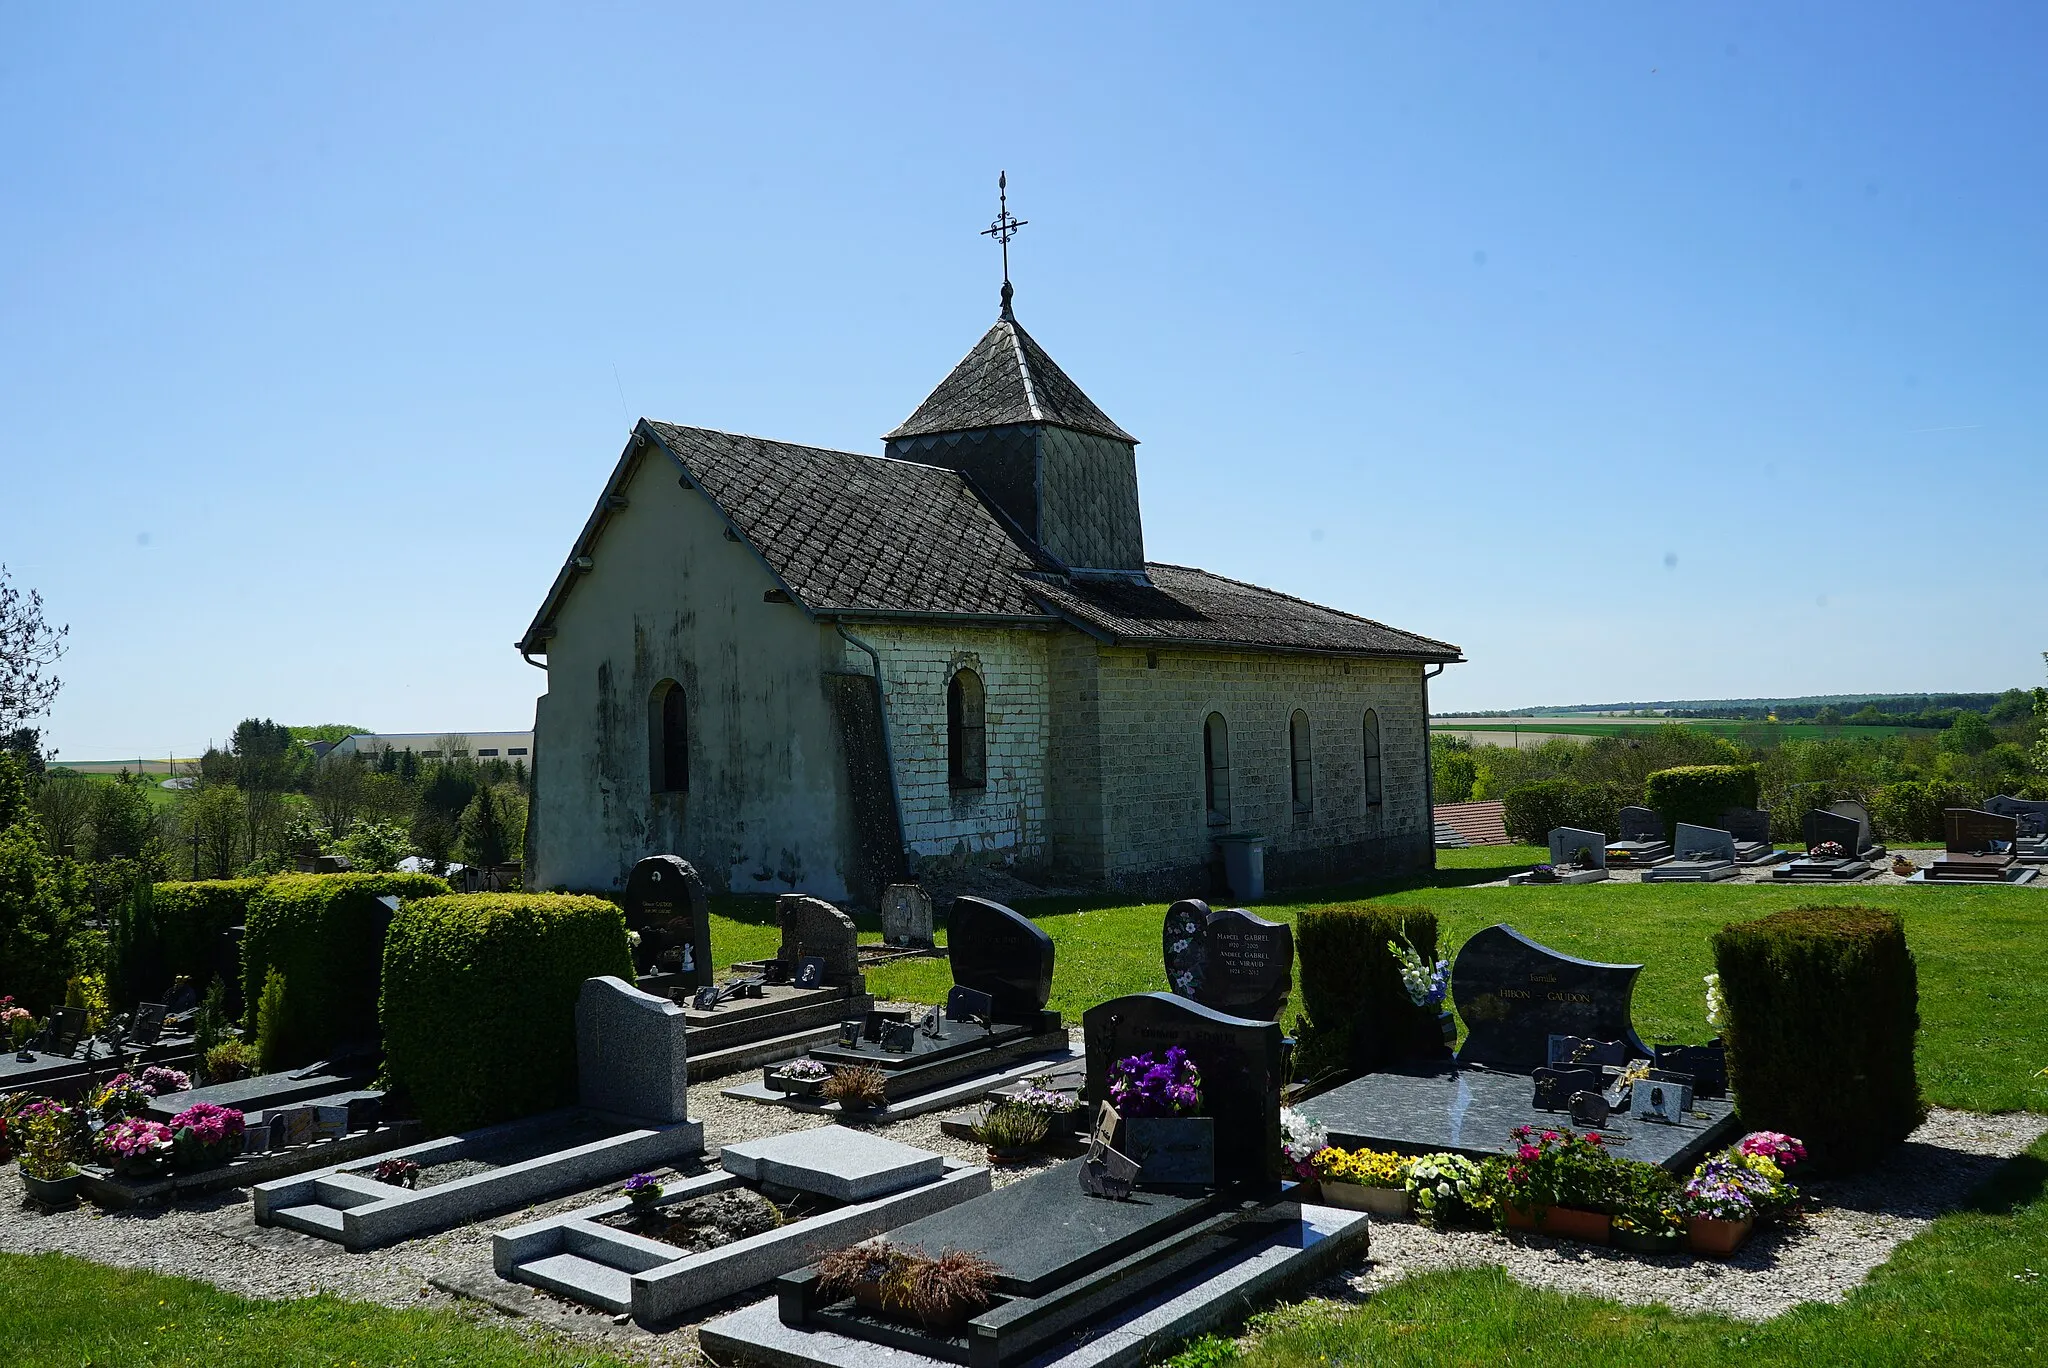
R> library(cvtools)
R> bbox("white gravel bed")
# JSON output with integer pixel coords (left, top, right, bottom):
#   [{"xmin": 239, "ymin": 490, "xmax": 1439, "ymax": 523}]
[{"xmin": 1338, "ymin": 1107, "xmax": 2048, "ymax": 1321}]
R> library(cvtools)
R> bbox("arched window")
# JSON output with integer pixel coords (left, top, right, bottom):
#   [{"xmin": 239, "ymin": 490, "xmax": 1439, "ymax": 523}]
[
  {"xmin": 650, "ymin": 680, "xmax": 688, "ymax": 794},
  {"xmin": 1362, "ymin": 708, "xmax": 1383, "ymax": 807},
  {"xmin": 947, "ymin": 669, "xmax": 987, "ymax": 789},
  {"xmin": 1289, "ymin": 709, "xmax": 1313, "ymax": 813},
  {"xmin": 1203, "ymin": 712, "xmax": 1231, "ymax": 826}
]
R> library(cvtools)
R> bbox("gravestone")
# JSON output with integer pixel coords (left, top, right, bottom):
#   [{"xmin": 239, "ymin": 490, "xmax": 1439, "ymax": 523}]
[
  {"xmin": 775, "ymin": 896, "xmax": 858, "ymax": 984},
  {"xmin": 1451, "ymin": 925, "xmax": 1652, "ymax": 1073},
  {"xmin": 129, "ymin": 1002, "xmax": 168, "ymax": 1047},
  {"xmin": 1803, "ymin": 807, "xmax": 1863, "ymax": 855},
  {"xmin": 1825, "ymin": 800, "xmax": 1879, "ymax": 854},
  {"xmin": 1618, "ymin": 807, "xmax": 1665, "ymax": 843},
  {"xmin": 947, "ymin": 897, "xmax": 1054, "ymax": 1022},
  {"xmin": 1161, "ymin": 900, "xmax": 1294, "ymax": 1021},
  {"xmin": 1720, "ymin": 807, "xmax": 1772, "ymax": 846},
  {"xmin": 47, "ymin": 1006, "xmax": 87, "ymax": 1056},
  {"xmin": 624, "ymin": 856, "xmax": 713, "ymax": 990},
  {"xmin": 1984, "ymin": 795, "xmax": 2048, "ymax": 840},
  {"xmin": 879, "ymin": 883, "xmax": 936, "ymax": 947},
  {"xmin": 1946, "ymin": 808, "xmax": 2018, "ymax": 853},
  {"xmin": 1653, "ymin": 1043, "xmax": 1727, "ymax": 1099},
  {"xmin": 1672, "ymin": 824, "xmax": 1737, "ymax": 864},
  {"xmin": 575, "ymin": 975, "xmax": 691, "ymax": 1124},
  {"xmin": 1547, "ymin": 828, "xmax": 1607, "ymax": 868},
  {"xmin": 1081, "ymin": 992, "xmax": 1283, "ymax": 1184}
]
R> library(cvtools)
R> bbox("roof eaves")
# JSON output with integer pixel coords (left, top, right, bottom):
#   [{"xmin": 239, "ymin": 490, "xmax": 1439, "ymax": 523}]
[{"xmin": 1144, "ymin": 561, "xmax": 1466, "ymax": 658}]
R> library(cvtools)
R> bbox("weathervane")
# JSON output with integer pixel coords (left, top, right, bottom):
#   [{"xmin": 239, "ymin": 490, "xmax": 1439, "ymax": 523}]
[{"xmin": 981, "ymin": 170, "xmax": 1027, "ymax": 320}]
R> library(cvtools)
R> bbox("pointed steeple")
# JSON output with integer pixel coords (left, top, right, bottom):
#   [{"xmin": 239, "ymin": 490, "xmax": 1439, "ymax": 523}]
[{"xmin": 885, "ymin": 316, "xmax": 1136, "ymax": 445}]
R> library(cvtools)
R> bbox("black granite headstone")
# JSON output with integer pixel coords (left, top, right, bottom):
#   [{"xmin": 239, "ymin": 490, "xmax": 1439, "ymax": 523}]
[
  {"xmin": 1652, "ymin": 1043, "xmax": 1727, "ymax": 1099},
  {"xmin": 1532, "ymin": 1066, "xmax": 1607, "ymax": 1112},
  {"xmin": 623, "ymin": 855, "xmax": 713, "ymax": 990},
  {"xmin": 1946, "ymin": 808, "xmax": 2018, "ymax": 853},
  {"xmin": 948, "ymin": 897, "xmax": 1054, "ymax": 1022},
  {"xmin": 1162, "ymin": 900, "xmax": 1293, "ymax": 1022},
  {"xmin": 1452, "ymin": 925, "xmax": 1651, "ymax": 1073},
  {"xmin": 1618, "ymin": 806, "xmax": 1665, "ymax": 843},
  {"xmin": 1985, "ymin": 795, "xmax": 2048, "ymax": 839},
  {"xmin": 1802, "ymin": 808, "xmax": 1862, "ymax": 855},
  {"xmin": 129, "ymin": 1002, "xmax": 168, "ymax": 1047},
  {"xmin": 1720, "ymin": 807, "xmax": 1773, "ymax": 845},
  {"xmin": 1082, "ymin": 992, "xmax": 1282, "ymax": 1184}
]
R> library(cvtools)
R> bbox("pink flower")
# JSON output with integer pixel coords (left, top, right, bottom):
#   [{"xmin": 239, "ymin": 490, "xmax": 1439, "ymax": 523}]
[
  {"xmin": 1541, "ymin": 1130, "xmax": 1559, "ymax": 1143},
  {"xmin": 1586, "ymin": 1133, "xmax": 1604, "ymax": 1146},
  {"xmin": 1517, "ymin": 1144, "xmax": 1541, "ymax": 1161}
]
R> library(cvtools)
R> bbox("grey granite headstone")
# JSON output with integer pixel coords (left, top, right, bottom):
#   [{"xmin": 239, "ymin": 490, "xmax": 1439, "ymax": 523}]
[
  {"xmin": 1618, "ymin": 807, "xmax": 1665, "ymax": 843},
  {"xmin": 1720, "ymin": 807, "xmax": 1773, "ymax": 845},
  {"xmin": 1825, "ymin": 800, "xmax": 1877, "ymax": 852},
  {"xmin": 1082, "ymin": 992, "xmax": 1282, "ymax": 1184},
  {"xmin": 624, "ymin": 855, "xmax": 713, "ymax": 990},
  {"xmin": 575, "ymin": 975, "xmax": 690, "ymax": 1124},
  {"xmin": 1985, "ymin": 795, "xmax": 2048, "ymax": 839},
  {"xmin": 1451, "ymin": 924, "xmax": 1652, "ymax": 1073},
  {"xmin": 1672, "ymin": 824, "xmax": 1737, "ymax": 863},
  {"xmin": 720, "ymin": 1125, "xmax": 943, "ymax": 1201},
  {"xmin": 880, "ymin": 884, "xmax": 935, "ymax": 947},
  {"xmin": 1547, "ymin": 828, "xmax": 1607, "ymax": 869},
  {"xmin": 1162, "ymin": 901, "xmax": 1293, "ymax": 1021},
  {"xmin": 776, "ymin": 896, "xmax": 858, "ymax": 984}
]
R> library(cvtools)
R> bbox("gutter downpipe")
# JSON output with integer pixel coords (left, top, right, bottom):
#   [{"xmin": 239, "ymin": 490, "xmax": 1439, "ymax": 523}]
[
  {"xmin": 833, "ymin": 621, "xmax": 913, "ymax": 875},
  {"xmin": 1422, "ymin": 663, "xmax": 1448, "ymax": 873}
]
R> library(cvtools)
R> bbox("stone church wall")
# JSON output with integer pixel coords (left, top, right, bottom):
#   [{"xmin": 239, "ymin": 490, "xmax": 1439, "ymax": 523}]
[
  {"xmin": 842, "ymin": 624, "xmax": 1053, "ymax": 869},
  {"xmin": 1051, "ymin": 643, "xmax": 1433, "ymax": 893},
  {"xmin": 530, "ymin": 449, "xmax": 859, "ymax": 898}
]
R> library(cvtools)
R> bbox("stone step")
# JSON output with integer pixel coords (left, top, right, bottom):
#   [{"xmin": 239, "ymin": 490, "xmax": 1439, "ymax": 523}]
[
  {"xmin": 270, "ymin": 1202, "xmax": 347, "ymax": 1235},
  {"xmin": 687, "ymin": 1022, "xmax": 848, "ymax": 1079},
  {"xmin": 513, "ymin": 1251, "xmax": 633, "ymax": 1313}
]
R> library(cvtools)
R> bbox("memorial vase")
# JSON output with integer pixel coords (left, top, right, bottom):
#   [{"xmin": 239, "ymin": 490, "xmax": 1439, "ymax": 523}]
[
  {"xmin": 1505, "ymin": 1203, "xmax": 1611, "ymax": 1244},
  {"xmin": 773, "ymin": 1075, "xmax": 826, "ymax": 1099},
  {"xmin": 1686, "ymin": 1214, "xmax": 1753, "ymax": 1256},
  {"xmin": 1316, "ymin": 1181, "xmax": 1413, "ymax": 1218}
]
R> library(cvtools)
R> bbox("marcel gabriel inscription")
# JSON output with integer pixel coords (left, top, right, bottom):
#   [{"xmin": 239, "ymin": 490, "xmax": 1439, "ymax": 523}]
[{"xmin": 1452, "ymin": 924, "xmax": 1652, "ymax": 1074}]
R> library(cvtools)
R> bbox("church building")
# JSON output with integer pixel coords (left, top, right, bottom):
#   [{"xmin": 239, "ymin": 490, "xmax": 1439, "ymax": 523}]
[{"xmin": 519, "ymin": 274, "xmax": 1462, "ymax": 901}]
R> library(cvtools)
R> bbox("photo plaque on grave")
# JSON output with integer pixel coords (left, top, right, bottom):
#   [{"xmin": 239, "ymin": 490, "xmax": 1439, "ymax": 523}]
[
  {"xmin": 880, "ymin": 1021, "xmax": 918, "ymax": 1054},
  {"xmin": 793, "ymin": 956, "xmax": 826, "ymax": 990},
  {"xmin": 129, "ymin": 1002, "xmax": 168, "ymax": 1047}
]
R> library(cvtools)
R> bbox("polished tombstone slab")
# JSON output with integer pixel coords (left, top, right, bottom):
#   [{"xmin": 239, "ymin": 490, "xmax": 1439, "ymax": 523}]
[
  {"xmin": 1509, "ymin": 828, "xmax": 1610, "ymax": 885},
  {"xmin": 626, "ymin": 855, "xmax": 714, "ymax": 993},
  {"xmin": 1919, "ymin": 808, "xmax": 2035, "ymax": 883},
  {"xmin": 1985, "ymin": 795, "xmax": 2048, "ymax": 862},
  {"xmin": 1450, "ymin": 925, "xmax": 1652, "ymax": 1073},
  {"xmin": 1604, "ymin": 807, "xmax": 1671, "ymax": 866},
  {"xmin": 1825, "ymin": 799, "xmax": 1887, "ymax": 860},
  {"xmin": 1772, "ymin": 809, "xmax": 1878, "ymax": 882},
  {"xmin": 720, "ymin": 1125, "xmax": 946, "ymax": 1202},
  {"xmin": 1719, "ymin": 807, "xmax": 1787, "ymax": 865},
  {"xmin": 1643, "ymin": 824, "xmax": 1742, "ymax": 883},
  {"xmin": 949, "ymin": 897, "xmax": 1056, "ymax": 1021},
  {"xmin": 1161, "ymin": 902, "xmax": 1294, "ymax": 1021}
]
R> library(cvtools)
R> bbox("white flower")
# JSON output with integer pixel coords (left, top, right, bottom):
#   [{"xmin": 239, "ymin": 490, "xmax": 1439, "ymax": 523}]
[{"xmin": 1704, "ymin": 973, "xmax": 1726, "ymax": 1029}]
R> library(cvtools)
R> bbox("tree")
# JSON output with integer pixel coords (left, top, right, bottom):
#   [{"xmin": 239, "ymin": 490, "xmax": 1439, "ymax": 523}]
[
  {"xmin": 312, "ymin": 755, "xmax": 365, "ymax": 836},
  {"xmin": 457, "ymin": 786, "xmax": 512, "ymax": 868},
  {"xmin": 0, "ymin": 753, "xmax": 82, "ymax": 1009},
  {"xmin": 186, "ymin": 783, "xmax": 246, "ymax": 879},
  {"xmin": 31, "ymin": 771, "xmax": 94, "ymax": 856},
  {"xmin": 0, "ymin": 565, "xmax": 67, "ymax": 735},
  {"xmin": 3, "ymin": 728, "xmax": 45, "ymax": 776},
  {"xmin": 1940, "ymin": 710, "xmax": 1996, "ymax": 757},
  {"xmin": 87, "ymin": 772, "xmax": 156, "ymax": 862}
]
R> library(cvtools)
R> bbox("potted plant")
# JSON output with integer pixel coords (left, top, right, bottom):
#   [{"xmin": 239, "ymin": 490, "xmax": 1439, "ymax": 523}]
[
  {"xmin": 771, "ymin": 1058, "xmax": 830, "ymax": 1098},
  {"xmin": 94, "ymin": 1116, "xmax": 176, "ymax": 1179},
  {"xmin": 1497, "ymin": 1126, "xmax": 1617, "ymax": 1243},
  {"xmin": 1609, "ymin": 1160, "xmax": 1684, "ymax": 1253},
  {"xmin": 1, "ymin": 997, "xmax": 33, "ymax": 1052},
  {"xmin": 1529, "ymin": 863, "xmax": 1560, "ymax": 883},
  {"xmin": 1011, "ymin": 1079, "xmax": 1083, "ymax": 1136},
  {"xmin": 1108, "ymin": 1048, "xmax": 1212, "ymax": 1184},
  {"xmin": 168, "ymin": 1103, "xmax": 245, "ymax": 1172},
  {"xmin": 16, "ymin": 1101, "xmax": 81, "ymax": 1206},
  {"xmin": 90, "ymin": 1073, "xmax": 154, "ymax": 1125},
  {"xmin": 824, "ymin": 1065, "xmax": 889, "ymax": 1117},
  {"xmin": 203, "ymin": 1039, "xmax": 258, "ymax": 1085},
  {"xmin": 972, "ymin": 1099, "xmax": 1051, "ymax": 1164},
  {"xmin": 1680, "ymin": 1157, "xmax": 1769, "ymax": 1255},
  {"xmin": 1312, "ymin": 1145, "xmax": 1413, "ymax": 1217},
  {"xmin": 816, "ymin": 1242, "xmax": 1000, "ymax": 1331},
  {"xmin": 1406, "ymin": 1152, "xmax": 1492, "ymax": 1229}
]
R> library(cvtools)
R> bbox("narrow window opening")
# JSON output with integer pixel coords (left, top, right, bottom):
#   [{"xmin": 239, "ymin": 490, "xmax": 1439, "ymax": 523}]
[
  {"xmin": 1363, "ymin": 709, "xmax": 1383, "ymax": 808},
  {"xmin": 651, "ymin": 680, "xmax": 689, "ymax": 794},
  {"xmin": 1203, "ymin": 712, "xmax": 1231, "ymax": 826},
  {"xmin": 948, "ymin": 669, "xmax": 987, "ymax": 789},
  {"xmin": 1289, "ymin": 709, "xmax": 1313, "ymax": 813}
]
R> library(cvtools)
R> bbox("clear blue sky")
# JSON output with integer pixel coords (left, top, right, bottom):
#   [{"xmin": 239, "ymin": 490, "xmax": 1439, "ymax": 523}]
[{"xmin": 5, "ymin": 4, "xmax": 2043, "ymax": 759}]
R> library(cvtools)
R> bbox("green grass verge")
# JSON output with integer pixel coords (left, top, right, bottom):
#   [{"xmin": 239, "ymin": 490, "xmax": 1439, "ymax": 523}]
[
  {"xmin": 1217, "ymin": 1135, "xmax": 2048, "ymax": 1368},
  {"xmin": 704, "ymin": 854, "xmax": 2048, "ymax": 1115},
  {"xmin": 0, "ymin": 1252, "xmax": 633, "ymax": 1367}
]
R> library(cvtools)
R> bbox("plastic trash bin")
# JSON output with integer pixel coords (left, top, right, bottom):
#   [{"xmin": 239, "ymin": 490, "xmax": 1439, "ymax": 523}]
[{"xmin": 1214, "ymin": 833, "xmax": 1267, "ymax": 901}]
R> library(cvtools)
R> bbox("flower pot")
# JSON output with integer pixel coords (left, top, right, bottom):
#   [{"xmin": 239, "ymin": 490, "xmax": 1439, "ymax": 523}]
[
  {"xmin": 1612, "ymin": 1226, "xmax": 1683, "ymax": 1254},
  {"xmin": 987, "ymin": 1146, "xmax": 1039, "ymax": 1166},
  {"xmin": 1505, "ymin": 1203, "xmax": 1611, "ymax": 1244},
  {"xmin": 21, "ymin": 1170, "xmax": 81, "ymax": 1206},
  {"xmin": 1316, "ymin": 1181, "xmax": 1413, "ymax": 1218},
  {"xmin": 1686, "ymin": 1214, "xmax": 1753, "ymax": 1256},
  {"xmin": 774, "ymin": 1074, "xmax": 826, "ymax": 1098},
  {"xmin": 1123, "ymin": 1117, "xmax": 1215, "ymax": 1186}
]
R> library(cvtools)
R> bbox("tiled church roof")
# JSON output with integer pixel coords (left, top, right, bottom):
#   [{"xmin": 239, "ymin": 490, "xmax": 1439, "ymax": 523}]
[{"xmin": 885, "ymin": 319, "xmax": 1137, "ymax": 444}]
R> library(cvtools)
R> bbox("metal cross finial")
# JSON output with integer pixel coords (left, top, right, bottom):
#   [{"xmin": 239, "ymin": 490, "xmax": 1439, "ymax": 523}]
[{"xmin": 981, "ymin": 170, "xmax": 1027, "ymax": 319}]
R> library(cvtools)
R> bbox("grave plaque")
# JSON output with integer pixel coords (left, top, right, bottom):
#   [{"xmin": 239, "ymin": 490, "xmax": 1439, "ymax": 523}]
[
  {"xmin": 1672, "ymin": 823, "xmax": 1738, "ymax": 864},
  {"xmin": 1532, "ymin": 1066, "xmax": 1607, "ymax": 1112},
  {"xmin": 1640, "ymin": 1082, "xmax": 1683, "ymax": 1123},
  {"xmin": 948, "ymin": 897, "xmax": 1054, "ymax": 1022},
  {"xmin": 310, "ymin": 1105, "xmax": 350, "ymax": 1142},
  {"xmin": 1547, "ymin": 1035, "xmax": 1627, "ymax": 1068},
  {"xmin": 1618, "ymin": 807, "xmax": 1665, "ymax": 843},
  {"xmin": 1548, "ymin": 828, "xmax": 1607, "ymax": 869},
  {"xmin": 1082, "ymin": 992, "xmax": 1283, "ymax": 1184},
  {"xmin": 277, "ymin": 1107, "xmax": 318, "ymax": 1147},
  {"xmin": 881, "ymin": 883, "xmax": 936, "ymax": 947},
  {"xmin": 1802, "ymin": 808, "xmax": 1863, "ymax": 855},
  {"xmin": 1720, "ymin": 808, "xmax": 1773, "ymax": 845},
  {"xmin": 1162, "ymin": 901, "xmax": 1293, "ymax": 1021},
  {"xmin": 47, "ymin": 1005, "xmax": 86, "ymax": 1056},
  {"xmin": 1946, "ymin": 808, "xmax": 2018, "ymax": 853},
  {"xmin": 165, "ymin": 979, "xmax": 199, "ymax": 1014},
  {"xmin": 1652, "ymin": 1044, "xmax": 1727, "ymax": 1099},
  {"xmin": 1825, "ymin": 800, "xmax": 1877, "ymax": 853},
  {"xmin": 623, "ymin": 855, "xmax": 713, "ymax": 990},
  {"xmin": 838, "ymin": 1019, "xmax": 864, "ymax": 1047},
  {"xmin": 129, "ymin": 1002, "xmax": 168, "ymax": 1047},
  {"xmin": 944, "ymin": 986, "xmax": 993, "ymax": 1022},
  {"xmin": 881, "ymin": 1021, "xmax": 918, "ymax": 1054},
  {"xmin": 793, "ymin": 956, "xmax": 826, "ymax": 990},
  {"xmin": 1452, "ymin": 925, "xmax": 1652, "ymax": 1073},
  {"xmin": 1569, "ymin": 1091, "xmax": 1610, "ymax": 1128},
  {"xmin": 776, "ymin": 896, "xmax": 859, "ymax": 984}
]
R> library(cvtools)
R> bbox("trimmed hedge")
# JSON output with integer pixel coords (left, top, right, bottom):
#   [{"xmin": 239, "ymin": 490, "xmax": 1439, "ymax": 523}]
[
  {"xmin": 1295, "ymin": 903, "xmax": 1440, "ymax": 1080},
  {"xmin": 153, "ymin": 879, "xmax": 265, "ymax": 987},
  {"xmin": 1500, "ymin": 780, "xmax": 1618, "ymax": 844},
  {"xmin": 1644, "ymin": 765, "xmax": 1760, "ymax": 835},
  {"xmin": 1712, "ymin": 905, "xmax": 1923, "ymax": 1173},
  {"xmin": 1871, "ymin": 780, "xmax": 1975, "ymax": 842},
  {"xmin": 380, "ymin": 893, "xmax": 634, "ymax": 1133},
  {"xmin": 242, "ymin": 872, "xmax": 450, "ymax": 1065}
]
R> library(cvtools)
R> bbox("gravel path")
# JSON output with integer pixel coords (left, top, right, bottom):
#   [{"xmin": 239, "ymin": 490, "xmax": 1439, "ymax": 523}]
[
  {"xmin": 6, "ymin": 1039, "xmax": 2041, "ymax": 1362},
  {"xmin": 1337, "ymin": 1107, "xmax": 2048, "ymax": 1321}
]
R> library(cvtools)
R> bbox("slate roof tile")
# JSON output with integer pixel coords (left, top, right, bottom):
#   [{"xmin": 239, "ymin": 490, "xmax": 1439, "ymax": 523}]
[{"xmin": 885, "ymin": 318, "xmax": 1136, "ymax": 444}]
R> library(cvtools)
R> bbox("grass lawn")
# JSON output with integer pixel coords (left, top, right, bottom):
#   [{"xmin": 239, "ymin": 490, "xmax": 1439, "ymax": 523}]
[
  {"xmin": 0, "ymin": 1252, "xmax": 634, "ymax": 1367},
  {"xmin": 708, "ymin": 845, "xmax": 2048, "ymax": 1114}
]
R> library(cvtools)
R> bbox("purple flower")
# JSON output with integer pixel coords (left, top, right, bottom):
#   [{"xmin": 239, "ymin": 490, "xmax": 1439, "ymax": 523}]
[{"xmin": 1106, "ymin": 1047, "xmax": 1203, "ymax": 1118}]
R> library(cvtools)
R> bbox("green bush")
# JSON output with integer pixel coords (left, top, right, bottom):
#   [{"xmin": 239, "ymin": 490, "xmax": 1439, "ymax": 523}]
[
  {"xmin": 1871, "ymin": 780, "xmax": 1975, "ymax": 842},
  {"xmin": 0, "ymin": 815, "xmax": 85, "ymax": 1012},
  {"xmin": 152, "ymin": 879, "xmax": 266, "ymax": 987},
  {"xmin": 1643, "ymin": 765, "xmax": 1760, "ymax": 834},
  {"xmin": 380, "ymin": 893, "xmax": 634, "ymax": 1133},
  {"xmin": 1500, "ymin": 780, "xmax": 1616, "ymax": 844},
  {"xmin": 1295, "ymin": 903, "xmax": 1440, "ymax": 1080},
  {"xmin": 242, "ymin": 872, "xmax": 449, "ymax": 1064},
  {"xmin": 253, "ymin": 967, "xmax": 295, "ymax": 1073},
  {"xmin": 1712, "ymin": 905, "xmax": 1923, "ymax": 1173}
]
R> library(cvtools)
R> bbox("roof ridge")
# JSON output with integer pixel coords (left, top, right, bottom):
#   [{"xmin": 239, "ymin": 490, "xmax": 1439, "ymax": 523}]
[
  {"xmin": 1142, "ymin": 561, "xmax": 1464, "ymax": 654},
  {"xmin": 643, "ymin": 420, "xmax": 962, "ymax": 477},
  {"xmin": 1004, "ymin": 321, "xmax": 1044, "ymax": 422}
]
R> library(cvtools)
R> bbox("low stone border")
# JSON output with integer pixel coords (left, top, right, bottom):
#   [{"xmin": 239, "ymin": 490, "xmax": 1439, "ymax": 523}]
[{"xmin": 79, "ymin": 1121, "xmax": 422, "ymax": 1209}]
